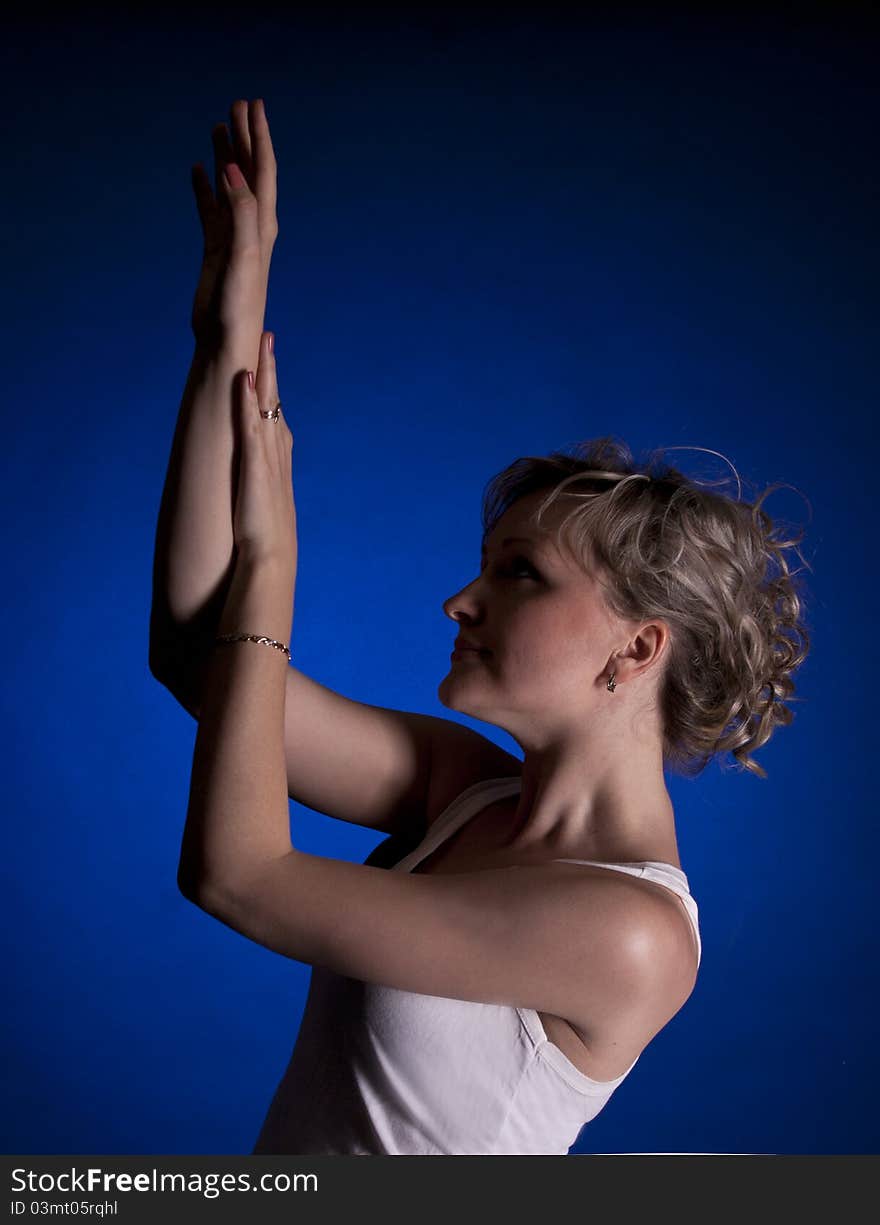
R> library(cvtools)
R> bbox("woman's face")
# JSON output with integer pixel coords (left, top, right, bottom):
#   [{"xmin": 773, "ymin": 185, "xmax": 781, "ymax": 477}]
[{"xmin": 438, "ymin": 492, "xmax": 621, "ymax": 737}]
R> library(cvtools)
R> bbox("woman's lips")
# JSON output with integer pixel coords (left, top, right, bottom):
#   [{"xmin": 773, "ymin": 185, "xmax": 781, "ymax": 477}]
[{"xmin": 451, "ymin": 647, "xmax": 489, "ymax": 661}]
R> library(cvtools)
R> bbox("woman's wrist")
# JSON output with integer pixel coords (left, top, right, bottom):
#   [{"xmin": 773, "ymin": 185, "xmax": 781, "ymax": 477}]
[
  {"xmin": 232, "ymin": 543, "xmax": 297, "ymax": 584},
  {"xmin": 193, "ymin": 309, "xmax": 268, "ymax": 371},
  {"xmin": 216, "ymin": 548, "xmax": 295, "ymax": 647}
]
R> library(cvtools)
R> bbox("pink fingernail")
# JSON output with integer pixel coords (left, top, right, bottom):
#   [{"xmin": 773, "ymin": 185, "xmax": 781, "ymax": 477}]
[
  {"xmin": 268, "ymin": 332, "xmax": 274, "ymax": 354},
  {"xmin": 224, "ymin": 162, "xmax": 246, "ymax": 189}
]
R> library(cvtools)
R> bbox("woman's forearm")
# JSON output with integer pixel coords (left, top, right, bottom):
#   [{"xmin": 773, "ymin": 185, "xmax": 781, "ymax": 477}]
[
  {"xmin": 178, "ymin": 552, "xmax": 294, "ymax": 898},
  {"xmin": 149, "ymin": 336, "xmax": 261, "ymax": 687}
]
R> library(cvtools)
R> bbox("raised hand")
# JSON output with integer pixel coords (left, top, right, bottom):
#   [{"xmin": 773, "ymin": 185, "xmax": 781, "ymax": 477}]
[
  {"xmin": 233, "ymin": 331, "xmax": 297, "ymax": 573},
  {"xmin": 190, "ymin": 98, "xmax": 278, "ymax": 353}
]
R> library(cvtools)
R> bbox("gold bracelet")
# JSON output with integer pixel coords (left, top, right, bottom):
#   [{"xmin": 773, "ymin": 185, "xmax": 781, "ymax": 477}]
[{"xmin": 214, "ymin": 633, "xmax": 291, "ymax": 661}]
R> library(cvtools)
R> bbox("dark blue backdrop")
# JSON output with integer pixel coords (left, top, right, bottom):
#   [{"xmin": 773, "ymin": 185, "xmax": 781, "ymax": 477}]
[{"xmin": 2, "ymin": 6, "xmax": 875, "ymax": 1155}]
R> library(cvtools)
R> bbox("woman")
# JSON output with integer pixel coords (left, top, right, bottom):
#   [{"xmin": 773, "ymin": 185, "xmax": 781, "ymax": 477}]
[{"xmin": 150, "ymin": 99, "xmax": 811, "ymax": 1155}]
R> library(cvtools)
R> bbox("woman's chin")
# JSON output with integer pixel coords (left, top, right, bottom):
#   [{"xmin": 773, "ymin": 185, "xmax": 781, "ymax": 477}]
[
  {"xmin": 437, "ymin": 674, "xmax": 487, "ymax": 716},
  {"xmin": 437, "ymin": 674, "xmax": 470, "ymax": 707}
]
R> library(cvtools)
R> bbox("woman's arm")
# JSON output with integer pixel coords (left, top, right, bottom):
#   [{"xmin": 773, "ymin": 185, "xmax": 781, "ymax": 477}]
[
  {"xmin": 178, "ymin": 334, "xmax": 296, "ymax": 895},
  {"xmin": 148, "ymin": 339, "xmax": 259, "ymax": 691},
  {"xmin": 149, "ymin": 98, "xmax": 278, "ymax": 701}
]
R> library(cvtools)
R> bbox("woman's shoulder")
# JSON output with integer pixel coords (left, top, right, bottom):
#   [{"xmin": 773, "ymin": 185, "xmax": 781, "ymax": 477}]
[{"xmin": 555, "ymin": 867, "xmax": 699, "ymax": 1058}]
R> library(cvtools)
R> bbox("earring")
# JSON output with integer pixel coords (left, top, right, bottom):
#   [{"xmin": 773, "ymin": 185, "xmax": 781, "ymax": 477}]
[{"xmin": 606, "ymin": 672, "xmax": 617, "ymax": 693}]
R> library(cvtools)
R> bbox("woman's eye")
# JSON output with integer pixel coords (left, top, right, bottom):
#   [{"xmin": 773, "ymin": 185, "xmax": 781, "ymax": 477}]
[
  {"xmin": 506, "ymin": 557, "xmax": 537, "ymax": 578},
  {"xmin": 477, "ymin": 556, "xmax": 537, "ymax": 580}
]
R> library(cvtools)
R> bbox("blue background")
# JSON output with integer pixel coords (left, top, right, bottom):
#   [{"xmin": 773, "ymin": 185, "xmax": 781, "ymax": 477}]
[{"xmin": 2, "ymin": 5, "xmax": 876, "ymax": 1156}]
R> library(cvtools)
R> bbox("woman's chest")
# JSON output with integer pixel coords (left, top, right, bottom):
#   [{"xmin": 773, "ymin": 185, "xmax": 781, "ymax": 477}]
[{"xmin": 405, "ymin": 799, "xmax": 642, "ymax": 1083}]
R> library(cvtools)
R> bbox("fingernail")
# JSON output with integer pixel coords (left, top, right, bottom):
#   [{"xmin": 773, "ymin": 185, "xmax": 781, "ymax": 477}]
[
  {"xmin": 268, "ymin": 332, "xmax": 274, "ymax": 354},
  {"xmin": 224, "ymin": 162, "xmax": 246, "ymax": 189},
  {"xmin": 247, "ymin": 370, "xmax": 255, "ymax": 392}
]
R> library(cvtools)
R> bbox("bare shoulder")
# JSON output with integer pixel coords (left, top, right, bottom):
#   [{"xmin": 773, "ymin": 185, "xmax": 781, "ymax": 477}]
[
  {"xmin": 424, "ymin": 720, "xmax": 522, "ymax": 830},
  {"xmin": 565, "ymin": 867, "xmax": 699, "ymax": 1047}
]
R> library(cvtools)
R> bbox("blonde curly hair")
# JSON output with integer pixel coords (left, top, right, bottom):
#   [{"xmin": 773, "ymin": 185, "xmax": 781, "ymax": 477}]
[{"xmin": 481, "ymin": 436, "xmax": 812, "ymax": 780}]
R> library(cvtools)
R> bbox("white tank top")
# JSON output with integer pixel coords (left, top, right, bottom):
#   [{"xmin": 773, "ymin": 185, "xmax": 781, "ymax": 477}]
[{"xmin": 251, "ymin": 776, "xmax": 702, "ymax": 1155}]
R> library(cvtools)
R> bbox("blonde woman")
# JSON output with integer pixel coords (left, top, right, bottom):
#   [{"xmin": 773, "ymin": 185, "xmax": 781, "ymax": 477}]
[{"xmin": 150, "ymin": 99, "xmax": 811, "ymax": 1155}]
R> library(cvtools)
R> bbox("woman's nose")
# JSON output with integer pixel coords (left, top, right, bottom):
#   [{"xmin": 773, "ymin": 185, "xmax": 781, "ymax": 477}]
[{"xmin": 442, "ymin": 582, "xmax": 479, "ymax": 620}]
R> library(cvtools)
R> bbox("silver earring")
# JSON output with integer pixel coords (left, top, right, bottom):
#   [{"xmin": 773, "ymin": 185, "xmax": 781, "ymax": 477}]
[{"xmin": 606, "ymin": 672, "xmax": 617, "ymax": 693}]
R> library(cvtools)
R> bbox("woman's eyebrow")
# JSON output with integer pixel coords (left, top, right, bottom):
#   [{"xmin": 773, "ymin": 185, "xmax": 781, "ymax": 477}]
[{"xmin": 480, "ymin": 535, "xmax": 535, "ymax": 558}]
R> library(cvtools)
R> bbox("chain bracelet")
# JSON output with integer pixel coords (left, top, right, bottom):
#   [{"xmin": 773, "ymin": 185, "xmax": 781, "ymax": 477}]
[{"xmin": 214, "ymin": 633, "xmax": 291, "ymax": 662}]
